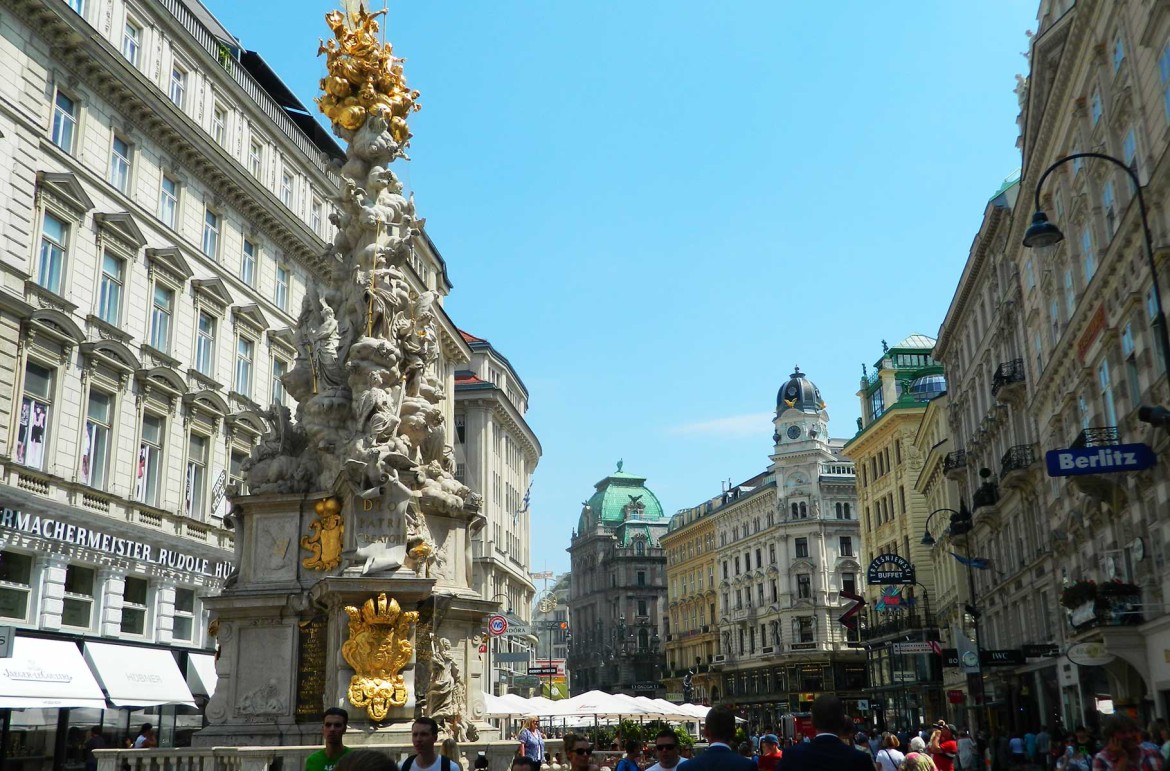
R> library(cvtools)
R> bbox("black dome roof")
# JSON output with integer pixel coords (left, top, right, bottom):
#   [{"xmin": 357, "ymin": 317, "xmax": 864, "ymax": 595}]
[{"xmin": 776, "ymin": 366, "xmax": 825, "ymax": 413}]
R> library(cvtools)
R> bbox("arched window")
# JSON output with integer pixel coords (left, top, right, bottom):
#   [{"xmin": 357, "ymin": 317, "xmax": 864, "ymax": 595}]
[
  {"xmin": 844, "ymin": 502, "xmax": 852, "ymax": 519},
  {"xmin": 835, "ymin": 502, "xmax": 843, "ymax": 518},
  {"xmin": 635, "ymin": 539, "xmax": 645, "ymax": 556},
  {"xmin": 799, "ymin": 502, "xmax": 807, "ymax": 518},
  {"xmin": 790, "ymin": 502, "xmax": 798, "ymax": 518}
]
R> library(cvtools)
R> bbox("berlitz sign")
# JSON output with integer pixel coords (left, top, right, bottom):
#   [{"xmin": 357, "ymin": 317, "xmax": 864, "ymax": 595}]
[
  {"xmin": 866, "ymin": 553, "xmax": 916, "ymax": 585},
  {"xmin": 1045, "ymin": 444, "xmax": 1156, "ymax": 477}
]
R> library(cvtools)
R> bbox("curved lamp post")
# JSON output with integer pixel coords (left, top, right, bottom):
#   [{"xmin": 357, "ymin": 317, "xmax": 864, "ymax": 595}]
[
  {"xmin": 922, "ymin": 504, "xmax": 985, "ymax": 732},
  {"xmin": 1023, "ymin": 152, "xmax": 1170, "ymax": 395}
]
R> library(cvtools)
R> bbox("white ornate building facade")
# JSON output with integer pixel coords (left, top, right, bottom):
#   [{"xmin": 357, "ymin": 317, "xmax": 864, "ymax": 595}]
[
  {"xmin": 0, "ymin": 0, "xmax": 467, "ymax": 762},
  {"xmin": 669, "ymin": 368, "xmax": 865, "ymax": 730},
  {"xmin": 454, "ymin": 331, "xmax": 541, "ymax": 694},
  {"xmin": 928, "ymin": 0, "xmax": 1170, "ymax": 729}
]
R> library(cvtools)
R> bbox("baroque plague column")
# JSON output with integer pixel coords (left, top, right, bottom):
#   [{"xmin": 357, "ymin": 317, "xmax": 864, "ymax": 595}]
[{"xmin": 195, "ymin": 6, "xmax": 490, "ymax": 746}]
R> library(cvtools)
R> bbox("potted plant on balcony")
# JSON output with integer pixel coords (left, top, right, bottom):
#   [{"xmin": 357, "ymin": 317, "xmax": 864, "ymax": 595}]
[{"xmin": 1059, "ymin": 580, "xmax": 1097, "ymax": 609}]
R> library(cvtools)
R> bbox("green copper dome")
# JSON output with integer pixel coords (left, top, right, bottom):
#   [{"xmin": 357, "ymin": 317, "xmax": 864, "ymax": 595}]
[{"xmin": 577, "ymin": 461, "xmax": 665, "ymax": 534}]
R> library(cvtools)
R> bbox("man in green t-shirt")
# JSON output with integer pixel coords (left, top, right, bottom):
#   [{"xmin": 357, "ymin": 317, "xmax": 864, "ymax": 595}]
[{"xmin": 304, "ymin": 708, "xmax": 352, "ymax": 771}]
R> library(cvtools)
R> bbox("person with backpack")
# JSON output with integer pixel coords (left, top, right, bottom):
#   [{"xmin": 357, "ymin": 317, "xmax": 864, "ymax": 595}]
[{"xmin": 402, "ymin": 718, "xmax": 461, "ymax": 771}]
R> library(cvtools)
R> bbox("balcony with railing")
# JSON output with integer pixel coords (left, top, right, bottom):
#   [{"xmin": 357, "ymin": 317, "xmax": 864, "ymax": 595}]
[
  {"xmin": 1000, "ymin": 445, "xmax": 1037, "ymax": 484},
  {"xmin": 860, "ymin": 607, "xmax": 937, "ymax": 642},
  {"xmin": 943, "ymin": 450, "xmax": 967, "ymax": 478},
  {"xmin": 1071, "ymin": 426, "xmax": 1120, "ymax": 448},
  {"xmin": 991, "ymin": 358, "xmax": 1026, "ymax": 399}
]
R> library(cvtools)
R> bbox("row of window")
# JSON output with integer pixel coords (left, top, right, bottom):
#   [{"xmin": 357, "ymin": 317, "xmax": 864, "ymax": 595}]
[
  {"xmin": 18, "ymin": 360, "xmax": 248, "ymax": 517},
  {"xmin": 59, "ymin": 0, "xmax": 333, "ymax": 238},
  {"xmin": 719, "ymin": 536, "xmax": 853, "ymax": 581},
  {"xmin": 722, "ymin": 570, "xmax": 857, "ymax": 611},
  {"xmin": 38, "ymin": 185, "xmax": 292, "ymax": 321},
  {"xmin": 0, "ymin": 550, "xmax": 198, "ymax": 640}
]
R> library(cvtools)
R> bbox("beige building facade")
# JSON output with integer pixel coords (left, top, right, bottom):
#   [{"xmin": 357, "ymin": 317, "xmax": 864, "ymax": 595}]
[{"xmin": 661, "ymin": 500, "xmax": 719, "ymax": 704}]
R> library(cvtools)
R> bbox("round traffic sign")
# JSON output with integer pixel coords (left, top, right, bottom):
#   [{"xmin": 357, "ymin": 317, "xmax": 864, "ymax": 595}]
[{"xmin": 488, "ymin": 615, "xmax": 508, "ymax": 636}]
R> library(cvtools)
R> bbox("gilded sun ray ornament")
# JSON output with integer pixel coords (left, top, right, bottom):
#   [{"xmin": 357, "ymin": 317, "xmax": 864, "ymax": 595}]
[
  {"xmin": 341, "ymin": 593, "xmax": 419, "ymax": 722},
  {"xmin": 317, "ymin": 3, "xmax": 421, "ymax": 142}
]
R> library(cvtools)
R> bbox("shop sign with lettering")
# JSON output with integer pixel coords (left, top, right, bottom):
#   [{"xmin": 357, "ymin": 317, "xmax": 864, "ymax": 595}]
[
  {"xmin": 0, "ymin": 506, "xmax": 232, "ymax": 579},
  {"xmin": 866, "ymin": 553, "xmax": 916, "ymax": 585},
  {"xmin": 981, "ymin": 649, "xmax": 1024, "ymax": 667}
]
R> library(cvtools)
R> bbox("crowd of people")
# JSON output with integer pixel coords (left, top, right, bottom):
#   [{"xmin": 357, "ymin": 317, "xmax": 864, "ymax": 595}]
[{"xmin": 290, "ymin": 703, "xmax": 1170, "ymax": 771}]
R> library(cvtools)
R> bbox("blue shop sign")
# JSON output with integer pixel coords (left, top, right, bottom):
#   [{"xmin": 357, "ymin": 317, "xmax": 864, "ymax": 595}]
[{"xmin": 1045, "ymin": 443, "xmax": 1156, "ymax": 477}]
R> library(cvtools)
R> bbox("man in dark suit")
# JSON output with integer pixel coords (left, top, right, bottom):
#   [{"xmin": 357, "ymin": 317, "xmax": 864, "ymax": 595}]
[
  {"xmin": 685, "ymin": 705, "xmax": 757, "ymax": 771},
  {"xmin": 778, "ymin": 695, "xmax": 874, "ymax": 771}
]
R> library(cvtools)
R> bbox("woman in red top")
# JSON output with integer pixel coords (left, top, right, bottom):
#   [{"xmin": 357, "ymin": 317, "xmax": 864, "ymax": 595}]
[{"xmin": 929, "ymin": 723, "xmax": 959, "ymax": 771}]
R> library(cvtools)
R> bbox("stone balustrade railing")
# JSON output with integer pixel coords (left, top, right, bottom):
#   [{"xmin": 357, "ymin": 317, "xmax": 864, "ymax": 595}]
[{"xmin": 94, "ymin": 741, "xmax": 533, "ymax": 771}]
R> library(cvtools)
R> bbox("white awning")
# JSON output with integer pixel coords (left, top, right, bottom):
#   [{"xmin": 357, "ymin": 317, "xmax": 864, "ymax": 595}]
[
  {"xmin": 0, "ymin": 636, "xmax": 107, "ymax": 709},
  {"xmin": 187, "ymin": 652, "xmax": 218, "ymax": 697},
  {"xmin": 83, "ymin": 642, "xmax": 196, "ymax": 707}
]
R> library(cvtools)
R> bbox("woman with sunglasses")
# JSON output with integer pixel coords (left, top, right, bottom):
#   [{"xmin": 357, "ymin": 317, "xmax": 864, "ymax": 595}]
[{"xmin": 564, "ymin": 734, "xmax": 600, "ymax": 771}]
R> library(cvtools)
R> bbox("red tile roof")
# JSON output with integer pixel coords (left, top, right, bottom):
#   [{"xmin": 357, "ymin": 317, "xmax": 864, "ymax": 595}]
[{"xmin": 459, "ymin": 329, "xmax": 486, "ymax": 344}]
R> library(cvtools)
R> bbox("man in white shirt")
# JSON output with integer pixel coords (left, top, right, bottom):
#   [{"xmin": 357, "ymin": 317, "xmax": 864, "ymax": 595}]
[{"xmin": 646, "ymin": 729, "xmax": 687, "ymax": 771}]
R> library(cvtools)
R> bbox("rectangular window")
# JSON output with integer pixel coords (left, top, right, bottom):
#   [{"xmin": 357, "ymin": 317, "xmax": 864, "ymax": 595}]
[
  {"xmin": 109, "ymin": 135, "xmax": 131, "ymax": 193},
  {"xmin": 122, "ymin": 20, "xmax": 141, "ymax": 67},
  {"xmin": 797, "ymin": 574, "xmax": 811, "ymax": 599},
  {"xmin": 172, "ymin": 588, "xmax": 195, "ymax": 642},
  {"xmin": 637, "ymin": 599, "xmax": 647, "ymax": 617},
  {"xmin": 1123, "ymin": 323, "xmax": 1141, "ymax": 407},
  {"xmin": 842, "ymin": 573, "xmax": 857, "ymax": 595},
  {"xmin": 194, "ymin": 311, "xmax": 216, "ymax": 377},
  {"xmin": 249, "ymin": 140, "xmax": 262, "ymax": 178},
  {"xmin": 136, "ymin": 414, "xmax": 164, "ymax": 506},
  {"xmin": 1090, "ymin": 89, "xmax": 1103, "ymax": 125},
  {"xmin": 271, "ymin": 358, "xmax": 288, "ymax": 405},
  {"xmin": 37, "ymin": 212, "xmax": 69, "ymax": 294},
  {"xmin": 798, "ymin": 616, "xmax": 814, "ymax": 643},
  {"xmin": 235, "ymin": 336, "xmax": 254, "ymax": 396},
  {"xmin": 1161, "ymin": 45, "xmax": 1170, "ymax": 121},
  {"xmin": 17, "ymin": 362, "xmax": 54, "ymax": 471},
  {"xmin": 158, "ymin": 175, "xmax": 179, "ymax": 228},
  {"xmin": 185, "ymin": 433, "xmax": 208, "ymax": 520},
  {"xmin": 280, "ymin": 172, "xmax": 293, "ymax": 207},
  {"xmin": 274, "ymin": 262, "xmax": 290, "ymax": 310},
  {"xmin": 1123, "ymin": 128, "xmax": 1137, "ymax": 170},
  {"xmin": 1064, "ymin": 269, "xmax": 1076, "ymax": 316},
  {"xmin": 1099, "ymin": 359, "xmax": 1118, "ymax": 428},
  {"xmin": 839, "ymin": 536, "xmax": 854, "ymax": 557},
  {"xmin": 82, "ymin": 389, "xmax": 112, "ymax": 490},
  {"xmin": 201, "ymin": 208, "xmax": 221, "ymax": 259},
  {"xmin": 120, "ymin": 577, "xmax": 149, "ymax": 635},
  {"xmin": 0, "ymin": 551, "xmax": 33, "ymax": 620},
  {"xmin": 149, "ymin": 283, "xmax": 174, "ymax": 353},
  {"xmin": 62, "ymin": 565, "xmax": 95, "ymax": 628},
  {"xmin": 795, "ymin": 537, "xmax": 809, "ymax": 559},
  {"xmin": 52, "ymin": 91, "xmax": 77, "ymax": 153},
  {"xmin": 311, "ymin": 196, "xmax": 323, "ymax": 234},
  {"xmin": 212, "ymin": 104, "xmax": 226, "ymax": 146},
  {"xmin": 1113, "ymin": 37, "xmax": 1125, "ymax": 72},
  {"xmin": 66, "ymin": 0, "xmax": 84, "ymax": 15},
  {"xmin": 1050, "ymin": 299, "xmax": 1061, "ymax": 344},
  {"xmin": 169, "ymin": 66, "xmax": 187, "ymax": 109},
  {"xmin": 637, "ymin": 570, "xmax": 646, "ymax": 586},
  {"xmin": 241, "ymin": 239, "xmax": 257, "ymax": 286},
  {"xmin": 230, "ymin": 449, "xmax": 248, "ymax": 496},
  {"xmin": 1101, "ymin": 181, "xmax": 1115, "ymax": 240},
  {"xmin": 1025, "ymin": 258, "xmax": 1035, "ymax": 291},
  {"xmin": 97, "ymin": 251, "xmax": 125, "ymax": 325}
]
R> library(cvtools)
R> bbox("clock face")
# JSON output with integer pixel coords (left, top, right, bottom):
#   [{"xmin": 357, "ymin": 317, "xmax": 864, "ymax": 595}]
[{"xmin": 787, "ymin": 425, "xmax": 801, "ymax": 440}]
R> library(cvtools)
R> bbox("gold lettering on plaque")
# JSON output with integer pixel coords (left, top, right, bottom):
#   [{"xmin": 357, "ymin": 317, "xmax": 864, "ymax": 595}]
[
  {"xmin": 301, "ymin": 497, "xmax": 344, "ymax": 571},
  {"xmin": 342, "ymin": 593, "xmax": 418, "ymax": 722},
  {"xmin": 295, "ymin": 617, "xmax": 328, "ymax": 721}
]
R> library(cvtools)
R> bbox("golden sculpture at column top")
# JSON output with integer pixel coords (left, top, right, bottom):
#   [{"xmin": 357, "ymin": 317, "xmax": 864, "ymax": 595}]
[
  {"xmin": 341, "ymin": 593, "xmax": 419, "ymax": 722},
  {"xmin": 301, "ymin": 497, "xmax": 344, "ymax": 571},
  {"xmin": 316, "ymin": 2, "xmax": 421, "ymax": 143}
]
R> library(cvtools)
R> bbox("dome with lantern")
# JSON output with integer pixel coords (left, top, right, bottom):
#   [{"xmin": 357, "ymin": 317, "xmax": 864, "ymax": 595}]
[{"xmin": 776, "ymin": 366, "xmax": 826, "ymax": 414}]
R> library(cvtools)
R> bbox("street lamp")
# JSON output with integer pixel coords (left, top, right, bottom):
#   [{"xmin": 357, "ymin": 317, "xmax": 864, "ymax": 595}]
[
  {"xmin": 922, "ymin": 504, "xmax": 985, "ymax": 732},
  {"xmin": 1023, "ymin": 152, "xmax": 1170, "ymax": 412}
]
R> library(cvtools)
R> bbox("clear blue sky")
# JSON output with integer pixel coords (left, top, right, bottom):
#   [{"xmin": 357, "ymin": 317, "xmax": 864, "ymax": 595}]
[{"xmin": 204, "ymin": 1, "xmax": 1037, "ymax": 576}]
